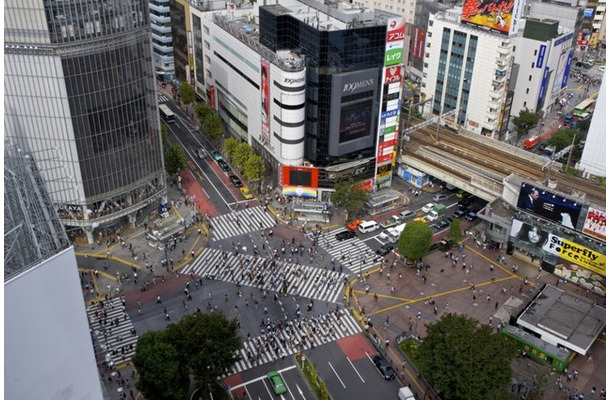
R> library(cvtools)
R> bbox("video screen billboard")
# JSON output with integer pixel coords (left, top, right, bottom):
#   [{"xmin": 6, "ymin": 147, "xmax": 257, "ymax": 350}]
[
  {"xmin": 582, "ymin": 207, "xmax": 606, "ymax": 241},
  {"xmin": 516, "ymin": 183, "xmax": 582, "ymax": 229},
  {"xmin": 281, "ymin": 166, "xmax": 319, "ymax": 188},
  {"xmin": 339, "ymin": 101, "xmax": 373, "ymax": 143},
  {"xmin": 461, "ymin": 0, "xmax": 518, "ymax": 35},
  {"xmin": 509, "ymin": 219, "xmax": 551, "ymax": 249}
]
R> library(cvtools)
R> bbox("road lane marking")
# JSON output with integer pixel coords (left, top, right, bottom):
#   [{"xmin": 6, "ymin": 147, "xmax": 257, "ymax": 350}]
[
  {"xmin": 328, "ymin": 361, "xmax": 346, "ymax": 389},
  {"xmin": 346, "ymin": 357, "xmax": 365, "ymax": 383}
]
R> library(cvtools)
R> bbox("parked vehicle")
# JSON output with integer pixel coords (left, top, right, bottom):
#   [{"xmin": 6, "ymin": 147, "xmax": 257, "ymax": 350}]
[
  {"xmin": 398, "ymin": 387, "xmax": 416, "ymax": 400},
  {"xmin": 373, "ymin": 355, "xmax": 396, "ymax": 380},
  {"xmin": 422, "ymin": 203, "xmax": 436, "ymax": 213},
  {"xmin": 433, "ymin": 193, "xmax": 449, "ymax": 202},
  {"xmin": 466, "ymin": 210, "xmax": 478, "ymax": 221},
  {"xmin": 211, "ymin": 150, "xmax": 223, "ymax": 161},
  {"xmin": 433, "ymin": 218, "xmax": 451, "ymax": 231},
  {"xmin": 229, "ymin": 175, "xmax": 242, "ymax": 187},
  {"xmin": 239, "ymin": 187, "xmax": 253, "ymax": 199},
  {"xmin": 358, "ymin": 220, "xmax": 380, "ymax": 234},
  {"xmin": 217, "ymin": 159, "xmax": 230, "ymax": 172},
  {"xmin": 399, "ymin": 210, "xmax": 415, "ymax": 219},
  {"xmin": 425, "ymin": 204, "xmax": 447, "ymax": 221},
  {"xmin": 524, "ymin": 136, "xmax": 541, "ymax": 149},
  {"xmin": 381, "ymin": 215, "xmax": 401, "ymax": 229},
  {"xmin": 453, "ymin": 208, "xmax": 468, "ymax": 219}
]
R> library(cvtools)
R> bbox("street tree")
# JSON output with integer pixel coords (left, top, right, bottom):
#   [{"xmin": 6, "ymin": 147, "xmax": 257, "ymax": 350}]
[
  {"xmin": 575, "ymin": 119, "xmax": 590, "ymax": 133},
  {"xmin": 178, "ymin": 81, "xmax": 196, "ymax": 105},
  {"xmin": 330, "ymin": 179, "xmax": 369, "ymax": 219},
  {"xmin": 397, "ymin": 220, "xmax": 432, "ymax": 261},
  {"xmin": 232, "ymin": 142, "xmax": 253, "ymax": 172},
  {"xmin": 448, "ymin": 219, "xmax": 463, "ymax": 244},
  {"xmin": 244, "ymin": 154, "xmax": 266, "ymax": 182},
  {"xmin": 195, "ymin": 101, "xmax": 212, "ymax": 122},
  {"xmin": 512, "ymin": 109, "xmax": 539, "ymax": 138},
  {"xmin": 203, "ymin": 114, "xmax": 223, "ymax": 143},
  {"xmin": 420, "ymin": 314, "xmax": 518, "ymax": 400},
  {"xmin": 548, "ymin": 127, "xmax": 581, "ymax": 152},
  {"xmin": 165, "ymin": 312, "xmax": 241, "ymax": 391},
  {"xmin": 165, "ymin": 144, "xmax": 186, "ymax": 175},
  {"xmin": 133, "ymin": 331, "xmax": 189, "ymax": 400},
  {"xmin": 223, "ymin": 137, "xmax": 240, "ymax": 162}
]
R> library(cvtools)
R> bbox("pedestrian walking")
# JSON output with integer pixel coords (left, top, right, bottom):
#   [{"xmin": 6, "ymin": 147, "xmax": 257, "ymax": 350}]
[{"xmin": 156, "ymin": 295, "xmax": 162, "ymax": 304}]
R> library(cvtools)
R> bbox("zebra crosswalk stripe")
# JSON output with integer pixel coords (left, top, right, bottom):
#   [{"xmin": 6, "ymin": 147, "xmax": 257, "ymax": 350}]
[
  {"xmin": 224, "ymin": 309, "xmax": 362, "ymax": 375},
  {"xmin": 183, "ymin": 248, "xmax": 347, "ymax": 303},
  {"xmin": 320, "ymin": 231, "xmax": 383, "ymax": 274},
  {"xmin": 210, "ymin": 207, "xmax": 276, "ymax": 241},
  {"xmin": 86, "ymin": 297, "xmax": 138, "ymax": 366},
  {"xmin": 157, "ymin": 93, "xmax": 169, "ymax": 103}
]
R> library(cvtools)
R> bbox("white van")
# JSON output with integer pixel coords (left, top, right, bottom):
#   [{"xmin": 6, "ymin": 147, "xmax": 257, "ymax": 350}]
[{"xmin": 358, "ymin": 220, "xmax": 380, "ymax": 234}]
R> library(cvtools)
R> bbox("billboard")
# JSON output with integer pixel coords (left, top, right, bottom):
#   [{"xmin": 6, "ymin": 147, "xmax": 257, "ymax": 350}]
[
  {"xmin": 411, "ymin": 27, "xmax": 425, "ymax": 61},
  {"xmin": 261, "ymin": 61, "xmax": 270, "ymax": 144},
  {"xmin": 582, "ymin": 207, "xmax": 606, "ymax": 241},
  {"xmin": 461, "ymin": 0, "xmax": 518, "ymax": 35},
  {"xmin": 385, "ymin": 18, "xmax": 405, "ymax": 67},
  {"xmin": 517, "ymin": 183, "xmax": 582, "ymax": 229},
  {"xmin": 384, "ymin": 66, "xmax": 402, "ymax": 84},
  {"xmin": 281, "ymin": 166, "xmax": 319, "ymax": 188},
  {"xmin": 339, "ymin": 101, "xmax": 373, "ymax": 143},
  {"xmin": 282, "ymin": 185, "xmax": 317, "ymax": 198}
]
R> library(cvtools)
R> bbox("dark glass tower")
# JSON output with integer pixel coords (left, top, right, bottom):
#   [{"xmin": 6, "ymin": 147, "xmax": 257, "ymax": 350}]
[{"xmin": 4, "ymin": 0, "xmax": 166, "ymax": 243}]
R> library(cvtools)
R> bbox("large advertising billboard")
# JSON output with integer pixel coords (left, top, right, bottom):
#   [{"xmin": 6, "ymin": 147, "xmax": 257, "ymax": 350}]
[
  {"xmin": 339, "ymin": 102, "xmax": 373, "ymax": 143},
  {"xmin": 281, "ymin": 166, "xmax": 319, "ymax": 188},
  {"xmin": 261, "ymin": 60, "xmax": 271, "ymax": 144},
  {"xmin": 582, "ymin": 207, "xmax": 606, "ymax": 241},
  {"xmin": 461, "ymin": 0, "xmax": 519, "ymax": 35},
  {"xmin": 517, "ymin": 183, "xmax": 582, "ymax": 229},
  {"xmin": 385, "ymin": 18, "xmax": 405, "ymax": 67}
]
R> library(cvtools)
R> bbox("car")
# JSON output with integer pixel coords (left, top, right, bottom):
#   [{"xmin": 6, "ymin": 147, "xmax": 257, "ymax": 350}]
[
  {"xmin": 196, "ymin": 148, "xmax": 206, "ymax": 159},
  {"xmin": 452, "ymin": 209, "xmax": 468, "ymax": 219},
  {"xmin": 210, "ymin": 150, "xmax": 223, "ymax": 161},
  {"xmin": 421, "ymin": 203, "xmax": 436, "ymax": 213},
  {"xmin": 217, "ymin": 160, "xmax": 230, "ymax": 172},
  {"xmin": 376, "ymin": 243, "xmax": 394, "ymax": 256},
  {"xmin": 372, "ymin": 355, "xmax": 396, "ymax": 380},
  {"xmin": 239, "ymin": 187, "xmax": 253, "ymax": 199},
  {"xmin": 457, "ymin": 197, "xmax": 473, "ymax": 210},
  {"xmin": 335, "ymin": 230, "xmax": 356, "ymax": 241},
  {"xmin": 347, "ymin": 220, "xmax": 362, "ymax": 231},
  {"xmin": 267, "ymin": 371, "xmax": 287, "ymax": 395},
  {"xmin": 399, "ymin": 210, "xmax": 415, "ymax": 219},
  {"xmin": 229, "ymin": 175, "xmax": 242, "ymax": 187},
  {"xmin": 380, "ymin": 216, "xmax": 401, "ymax": 229},
  {"xmin": 433, "ymin": 219, "xmax": 450, "ymax": 231},
  {"xmin": 466, "ymin": 210, "xmax": 478, "ymax": 221},
  {"xmin": 432, "ymin": 193, "xmax": 449, "ymax": 202},
  {"xmin": 599, "ymin": 65, "xmax": 606, "ymax": 72},
  {"xmin": 413, "ymin": 217, "xmax": 427, "ymax": 223}
]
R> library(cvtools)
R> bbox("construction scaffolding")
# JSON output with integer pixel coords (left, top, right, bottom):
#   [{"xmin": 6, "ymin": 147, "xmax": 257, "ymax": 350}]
[{"xmin": 4, "ymin": 140, "xmax": 70, "ymax": 280}]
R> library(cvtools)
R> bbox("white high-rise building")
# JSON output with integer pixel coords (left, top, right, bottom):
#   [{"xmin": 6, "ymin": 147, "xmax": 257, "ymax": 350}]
[
  {"xmin": 421, "ymin": 8, "xmax": 515, "ymax": 138},
  {"xmin": 150, "ymin": 0, "xmax": 175, "ymax": 81},
  {"xmin": 577, "ymin": 73, "xmax": 606, "ymax": 177}
]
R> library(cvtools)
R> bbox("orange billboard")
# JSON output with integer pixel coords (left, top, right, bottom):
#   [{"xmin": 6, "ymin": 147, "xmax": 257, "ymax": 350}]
[{"xmin": 461, "ymin": 0, "xmax": 523, "ymax": 36}]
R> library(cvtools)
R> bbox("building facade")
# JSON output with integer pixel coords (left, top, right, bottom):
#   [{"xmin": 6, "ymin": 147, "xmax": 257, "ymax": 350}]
[
  {"xmin": 4, "ymin": 0, "xmax": 167, "ymax": 243},
  {"xmin": 193, "ymin": 0, "xmax": 404, "ymax": 198},
  {"xmin": 421, "ymin": 8, "xmax": 515, "ymax": 138},
  {"xmin": 150, "ymin": 0, "xmax": 176, "ymax": 81},
  {"xmin": 576, "ymin": 73, "xmax": 606, "ymax": 177}
]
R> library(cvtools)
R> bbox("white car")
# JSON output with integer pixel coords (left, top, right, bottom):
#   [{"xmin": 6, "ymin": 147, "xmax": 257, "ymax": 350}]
[
  {"xmin": 599, "ymin": 65, "xmax": 606, "ymax": 72},
  {"xmin": 422, "ymin": 203, "xmax": 436, "ymax": 213}
]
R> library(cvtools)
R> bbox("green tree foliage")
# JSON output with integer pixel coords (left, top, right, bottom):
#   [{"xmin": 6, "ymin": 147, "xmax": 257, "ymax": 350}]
[
  {"xmin": 223, "ymin": 137, "xmax": 240, "ymax": 162},
  {"xmin": 420, "ymin": 314, "xmax": 518, "ymax": 400},
  {"xmin": 203, "ymin": 114, "xmax": 223, "ymax": 142},
  {"xmin": 244, "ymin": 154, "xmax": 266, "ymax": 181},
  {"xmin": 548, "ymin": 127, "xmax": 581, "ymax": 152},
  {"xmin": 178, "ymin": 81, "xmax": 196, "ymax": 105},
  {"xmin": 195, "ymin": 101, "xmax": 212, "ymax": 122},
  {"xmin": 165, "ymin": 144, "xmax": 186, "ymax": 175},
  {"xmin": 448, "ymin": 219, "xmax": 463, "ymax": 244},
  {"xmin": 330, "ymin": 179, "xmax": 369, "ymax": 219},
  {"xmin": 133, "ymin": 331, "xmax": 189, "ymax": 400},
  {"xmin": 397, "ymin": 220, "xmax": 432, "ymax": 261},
  {"xmin": 512, "ymin": 109, "xmax": 539, "ymax": 137},
  {"xmin": 164, "ymin": 312, "xmax": 241, "ymax": 388},
  {"xmin": 161, "ymin": 124, "xmax": 169, "ymax": 148},
  {"xmin": 232, "ymin": 142, "xmax": 253, "ymax": 172},
  {"xmin": 575, "ymin": 119, "xmax": 590, "ymax": 133}
]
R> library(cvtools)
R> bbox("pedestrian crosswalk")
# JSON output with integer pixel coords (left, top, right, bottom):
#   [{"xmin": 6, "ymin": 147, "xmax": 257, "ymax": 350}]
[
  {"xmin": 210, "ymin": 207, "xmax": 276, "ymax": 242},
  {"xmin": 229, "ymin": 309, "xmax": 362, "ymax": 374},
  {"xmin": 182, "ymin": 248, "xmax": 347, "ymax": 303},
  {"xmin": 157, "ymin": 92, "xmax": 169, "ymax": 103},
  {"xmin": 320, "ymin": 228, "xmax": 384, "ymax": 274},
  {"xmin": 86, "ymin": 297, "xmax": 138, "ymax": 367}
]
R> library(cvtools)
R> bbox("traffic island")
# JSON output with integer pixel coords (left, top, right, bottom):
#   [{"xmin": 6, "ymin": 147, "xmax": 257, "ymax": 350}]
[{"xmin": 295, "ymin": 351, "xmax": 332, "ymax": 400}]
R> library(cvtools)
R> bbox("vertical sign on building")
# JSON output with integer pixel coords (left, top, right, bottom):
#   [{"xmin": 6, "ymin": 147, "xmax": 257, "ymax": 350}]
[
  {"xmin": 208, "ymin": 85, "xmax": 216, "ymax": 111},
  {"xmin": 375, "ymin": 17, "xmax": 405, "ymax": 190},
  {"xmin": 261, "ymin": 60, "xmax": 270, "ymax": 144}
]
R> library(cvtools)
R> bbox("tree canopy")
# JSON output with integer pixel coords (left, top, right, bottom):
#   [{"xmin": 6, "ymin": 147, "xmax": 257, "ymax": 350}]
[
  {"xmin": 548, "ymin": 127, "xmax": 581, "ymax": 152},
  {"xmin": 165, "ymin": 144, "xmax": 186, "ymax": 175},
  {"xmin": 133, "ymin": 312, "xmax": 241, "ymax": 399},
  {"xmin": 178, "ymin": 81, "xmax": 196, "ymax": 105},
  {"xmin": 397, "ymin": 220, "xmax": 432, "ymax": 261},
  {"xmin": 232, "ymin": 142, "xmax": 253, "ymax": 172},
  {"xmin": 420, "ymin": 314, "xmax": 518, "ymax": 400},
  {"xmin": 330, "ymin": 179, "xmax": 370, "ymax": 219},
  {"xmin": 223, "ymin": 137, "xmax": 240, "ymax": 162},
  {"xmin": 243, "ymin": 154, "xmax": 266, "ymax": 181},
  {"xmin": 203, "ymin": 114, "xmax": 223, "ymax": 143},
  {"xmin": 448, "ymin": 219, "xmax": 463, "ymax": 244},
  {"xmin": 512, "ymin": 109, "xmax": 539, "ymax": 137}
]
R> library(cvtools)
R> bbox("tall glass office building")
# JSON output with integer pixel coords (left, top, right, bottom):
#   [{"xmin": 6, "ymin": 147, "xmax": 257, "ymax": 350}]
[{"xmin": 4, "ymin": 0, "xmax": 166, "ymax": 243}]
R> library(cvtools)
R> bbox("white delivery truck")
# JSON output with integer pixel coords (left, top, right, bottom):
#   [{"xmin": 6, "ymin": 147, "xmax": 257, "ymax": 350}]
[{"xmin": 398, "ymin": 386, "xmax": 416, "ymax": 400}]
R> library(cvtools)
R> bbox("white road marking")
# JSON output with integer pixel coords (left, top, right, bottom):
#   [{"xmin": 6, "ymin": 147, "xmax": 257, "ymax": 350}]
[{"xmin": 328, "ymin": 361, "xmax": 347, "ymax": 389}]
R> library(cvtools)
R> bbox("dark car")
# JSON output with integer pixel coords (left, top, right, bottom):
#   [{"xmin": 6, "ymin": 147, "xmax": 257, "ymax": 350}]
[
  {"xmin": 373, "ymin": 355, "xmax": 396, "ymax": 380},
  {"xmin": 457, "ymin": 197, "xmax": 473, "ymax": 209},
  {"xmin": 433, "ymin": 219, "xmax": 450, "ymax": 231},
  {"xmin": 335, "ymin": 231, "xmax": 356, "ymax": 241},
  {"xmin": 217, "ymin": 160, "xmax": 230, "ymax": 172},
  {"xmin": 376, "ymin": 243, "xmax": 394, "ymax": 256},
  {"xmin": 452, "ymin": 209, "xmax": 468, "ymax": 219},
  {"xmin": 211, "ymin": 150, "xmax": 223, "ymax": 161},
  {"xmin": 229, "ymin": 175, "xmax": 242, "ymax": 187},
  {"xmin": 466, "ymin": 210, "xmax": 479, "ymax": 221}
]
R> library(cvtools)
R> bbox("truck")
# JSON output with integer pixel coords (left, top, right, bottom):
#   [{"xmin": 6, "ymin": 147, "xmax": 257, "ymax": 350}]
[
  {"xmin": 523, "ymin": 136, "xmax": 541, "ymax": 149},
  {"xmin": 398, "ymin": 386, "xmax": 416, "ymax": 400},
  {"xmin": 425, "ymin": 203, "xmax": 447, "ymax": 221},
  {"xmin": 381, "ymin": 215, "xmax": 401, "ymax": 229}
]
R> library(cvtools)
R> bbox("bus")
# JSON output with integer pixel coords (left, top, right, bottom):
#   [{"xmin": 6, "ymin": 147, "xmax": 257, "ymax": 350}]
[
  {"xmin": 572, "ymin": 97, "xmax": 596, "ymax": 117},
  {"xmin": 159, "ymin": 104, "xmax": 175, "ymax": 123}
]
